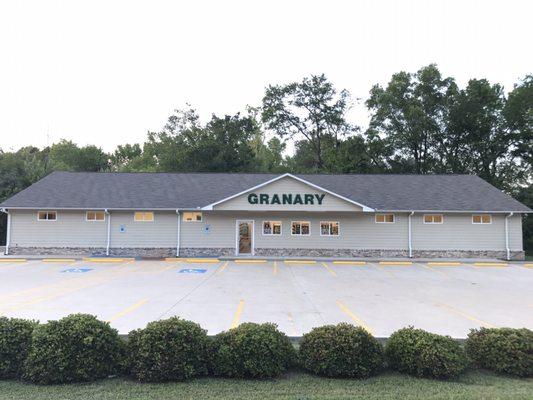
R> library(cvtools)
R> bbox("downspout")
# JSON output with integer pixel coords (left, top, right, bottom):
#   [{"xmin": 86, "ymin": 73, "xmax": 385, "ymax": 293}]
[
  {"xmin": 408, "ymin": 211, "xmax": 415, "ymax": 258},
  {"xmin": 1, "ymin": 209, "xmax": 10, "ymax": 255},
  {"xmin": 505, "ymin": 212, "xmax": 514, "ymax": 261},
  {"xmin": 105, "ymin": 209, "xmax": 111, "ymax": 256},
  {"xmin": 176, "ymin": 210, "xmax": 181, "ymax": 257}
]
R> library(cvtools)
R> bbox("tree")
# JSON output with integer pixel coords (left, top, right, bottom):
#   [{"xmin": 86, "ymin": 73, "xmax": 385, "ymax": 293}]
[
  {"xmin": 262, "ymin": 74, "xmax": 355, "ymax": 171},
  {"xmin": 48, "ymin": 140, "xmax": 109, "ymax": 172}
]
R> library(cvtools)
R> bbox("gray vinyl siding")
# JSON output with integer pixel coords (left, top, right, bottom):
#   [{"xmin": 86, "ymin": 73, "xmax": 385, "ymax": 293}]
[
  {"xmin": 110, "ymin": 211, "xmax": 177, "ymax": 248},
  {"xmin": 10, "ymin": 210, "xmax": 107, "ymax": 247},
  {"xmin": 214, "ymin": 176, "xmax": 363, "ymax": 212}
]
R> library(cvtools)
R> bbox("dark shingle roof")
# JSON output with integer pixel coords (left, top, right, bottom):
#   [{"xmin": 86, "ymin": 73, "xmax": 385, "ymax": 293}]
[{"xmin": 0, "ymin": 171, "xmax": 530, "ymax": 212}]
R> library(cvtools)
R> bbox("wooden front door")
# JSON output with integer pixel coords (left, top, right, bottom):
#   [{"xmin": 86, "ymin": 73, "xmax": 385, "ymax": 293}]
[{"xmin": 237, "ymin": 220, "xmax": 253, "ymax": 255}]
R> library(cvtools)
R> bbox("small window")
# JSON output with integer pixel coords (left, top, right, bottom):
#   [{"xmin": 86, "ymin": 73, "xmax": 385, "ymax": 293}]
[
  {"xmin": 472, "ymin": 214, "xmax": 491, "ymax": 224},
  {"xmin": 86, "ymin": 211, "xmax": 105, "ymax": 221},
  {"xmin": 183, "ymin": 212, "xmax": 202, "ymax": 222},
  {"xmin": 263, "ymin": 221, "xmax": 282, "ymax": 235},
  {"xmin": 320, "ymin": 221, "xmax": 339, "ymax": 236},
  {"xmin": 38, "ymin": 211, "xmax": 57, "ymax": 221},
  {"xmin": 134, "ymin": 212, "xmax": 154, "ymax": 222},
  {"xmin": 291, "ymin": 221, "xmax": 310, "ymax": 236},
  {"xmin": 424, "ymin": 214, "xmax": 443, "ymax": 224},
  {"xmin": 375, "ymin": 213, "xmax": 395, "ymax": 223}
]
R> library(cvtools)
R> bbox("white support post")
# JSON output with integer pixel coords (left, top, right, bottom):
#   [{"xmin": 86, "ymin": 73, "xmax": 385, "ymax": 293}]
[
  {"xmin": 176, "ymin": 210, "xmax": 181, "ymax": 257},
  {"xmin": 105, "ymin": 209, "xmax": 111, "ymax": 256},
  {"xmin": 3, "ymin": 209, "xmax": 11, "ymax": 255},
  {"xmin": 408, "ymin": 211, "xmax": 414, "ymax": 258},
  {"xmin": 505, "ymin": 212, "xmax": 513, "ymax": 261}
]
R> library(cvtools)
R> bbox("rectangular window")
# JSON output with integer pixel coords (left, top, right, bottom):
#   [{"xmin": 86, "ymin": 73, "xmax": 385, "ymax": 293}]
[
  {"xmin": 472, "ymin": 214, "xmax": 491, "ymax": 224},
  {"xmin": 263, "ymin": 221, "xmax": 282, "ymax": 235},
  {"xmin": 183, "ymin": 212, "xmax": 202, "ymax": 222},
  {"xmin": 134, "ymin": 212, "xmax": 154, "ymax": 222},
  {"xmin": 375, "ymin": 213, "xmax": 395, "ymax": 223},
  {"xmin": 423, "ymin": 214, "xmax": 443, "ymax": 224},
  {"xmin": 86, "ymin": 211, "xmax": 105, "ymax": 221},
  {"xmin": 291, "ymin": 221, "xmax": 310, "ymax": 236},
  {"xmin": 320, "ymin": 221, "xmax": 339, "ymax": 236},
  {"xmin": 37, "ymin": 211, "xmax": 57, "ymax": 221}
]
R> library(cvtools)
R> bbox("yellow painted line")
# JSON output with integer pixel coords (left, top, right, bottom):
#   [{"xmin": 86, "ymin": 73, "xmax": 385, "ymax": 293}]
[
  {"xmin": 164, "ymin": 258, "xmax": 183, "ymax": 262},
  {"xmin": 106, "ymin": 298, "xmax": 149, "ymax": 323},
  {"xmin": 230, "ymin": 299, "xmax": 245, "ymax": 329},
  {"xmin": 333, "ymin": 261, "xmax": 366, "ymax": 265},
  {"xmin": 321, "ymin": 262, "xmax": 337, "ymax": 277},
  {"xmin": 0, "ymin": 259, "xmax": 26, "ymax": 263},
  {"xmin": 273, "ymin": 261, "xmax": 278, "ymax": 276},
  {"xmin": 523, "ymin": 263, "xmax": 533, "ymax": 268},
  {"xmin": 216, "ymin": 261, "xmax": 229, "ymax": 274},
  {"xmin": 419, "ymin": 264, "xmax": 449, "ymax": 278},
  {"xmin": 185, "ymin": 258, "xmax": 219, "ymax": 263},
  {"xmin": 427, "ymin": 262, "xmax": 461, "ymax": 266},
  {"xmin": 82, "ymin": 258, "xmax": 133, "ymax": 263},
  {"xmin": 234, "ymin": 259, "xmax": 267, "ymax": 263},
  {"xmin": 336, "ymin": 300, "xmax": 374, "ymax": 335},
  {"xmin": 437, "ymin": 302, "xmax": 496, "ymax": 328},
  {"xmin": 473, "ymin": 262, "xmax": 508, "ymax": 267},
  {"xmin": 42, "ymin": 259, "xmax": 76, "ymax": 263},
  {"xmin": 284, "ymin": 260, "xmax": 317, "ymax": 264},
  {"xmin": 379, "ymin": 261, "xmax": 412, "ymax": 266}
]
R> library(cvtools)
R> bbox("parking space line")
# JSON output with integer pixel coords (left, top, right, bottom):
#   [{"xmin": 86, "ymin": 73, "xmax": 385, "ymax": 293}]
[
  {"xmin": 273, "ymin": 261, "xmax": 278, "ymax": 275},
  {"xmin": 521, "ymin": 263, "xmax": 533, "ymax": 268},
  {"xmin": 321, "ymin": 262, "xmax": 337, "ymax": 277},
  {"xmin": 336, "ymin": 300, "xmax": 374, "ymax": 335},
  {"xmin": 164, "ymin": 258, "xmax": 182, "ymax": 262},
  {"xmin": 473, "ymin": 262, "xmax": 508, "ymax": 268},
  {"xmin": 284, "ymin": 260, "xmax": 316, "ymax": 264},
  {"xmin": 42, "ymin": 258, "xmax": 76, "ymax": 263},
  {"xmin": 106, "ymin": 298, "xmax": 149, "ymax": 323},
  {"xmin": 0, "ymin": 259, "xmax": 26, "ymax": 263},
  {"xmin": 332, "ymin": 261, "xmax": 366, "ymax": 265},
  {"xmin": 418, "ymin": 264, "xmax": 449, "ymax": 278},
  {"xmin": 427, "ymin": 262, "xmax": 461, "ymax": 267},
  {"xmin": 186, "ymin": 258, "xmax": 219, "ymax": 263},
  {"xmin": 379, "ymin": 261, "xmax": 412, "ymax": 266},
  {"xmin": 83, "ymin": 258, "xmax": 133, "ymax": 263},
  {"xmin": 234, "ymin": 259, "xmax": 267, "ymax": 263},
  {"xmin": 230, "ymin": 299, "xmax": 245, "ymax": 329},
  {"xmin": 371, "ymin": 263, "xmax": 396, "ymax": 278},
  {"xmin": 216, "ymin": 261, "xmax": 229, "ymax": 275},
  {"xmin": 436, "ymin": 302, "xmax": 496, "ymax": 328}
]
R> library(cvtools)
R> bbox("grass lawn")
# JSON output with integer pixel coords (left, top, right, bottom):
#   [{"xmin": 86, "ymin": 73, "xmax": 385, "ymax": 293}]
[{"xmin": 0, "ymin": 371, "xmax": 531, "ymax": 400}]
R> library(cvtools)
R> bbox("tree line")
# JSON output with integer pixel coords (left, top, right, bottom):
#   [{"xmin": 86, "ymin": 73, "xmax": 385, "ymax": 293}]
[{"xmin": 1, "ymin": 65, "xmax": 531, "ymax": 251}]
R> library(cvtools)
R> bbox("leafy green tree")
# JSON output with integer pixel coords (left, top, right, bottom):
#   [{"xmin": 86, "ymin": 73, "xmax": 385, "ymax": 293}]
[
  {"xmin": 262, "ymin": 74, "xmax": 355, "ymax": 171},
  {"xmin": 48, "ymin": 140, "xmax": 109, "ymax": 172}
]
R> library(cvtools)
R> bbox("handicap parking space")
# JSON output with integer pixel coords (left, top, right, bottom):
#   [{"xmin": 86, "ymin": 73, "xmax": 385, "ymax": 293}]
[{"xmin": 0, "ymin": 258, "xmax": 531, "ymax": 338}]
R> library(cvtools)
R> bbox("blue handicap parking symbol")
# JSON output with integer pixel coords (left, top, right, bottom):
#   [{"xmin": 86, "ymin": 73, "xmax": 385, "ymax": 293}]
[
  {"xmin": 61, "ymin": 268, "xmax": 93, "ymax": 273},
  {"xmin": 179, "ymin": 268, "xmax": 207, "ymax": 274}
]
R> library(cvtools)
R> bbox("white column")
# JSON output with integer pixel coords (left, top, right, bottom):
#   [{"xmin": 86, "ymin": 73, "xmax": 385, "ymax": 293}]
[
  {"xmin": 4, "ymin": 210, "xmax": 11, "ymax": 255},
  {"xmin": 105, "ymin": 209, "xmax": 111, "ymax": 256},
  {"xmin": 505, "ymin": 212, "xmax": 513, "ymax": 261},
  {"xmin": 408, "ymin": 211, "xmax": 414, "ymax": 258},
  {"xmin": 176, "ymin": 210, "xmax": 181, "ymax": 257}
]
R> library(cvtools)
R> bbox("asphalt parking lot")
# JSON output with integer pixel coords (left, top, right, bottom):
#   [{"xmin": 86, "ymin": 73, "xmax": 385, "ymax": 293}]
[{"xmin": 0, "ymin": 258, "xmax": 532, "ymax": 338}]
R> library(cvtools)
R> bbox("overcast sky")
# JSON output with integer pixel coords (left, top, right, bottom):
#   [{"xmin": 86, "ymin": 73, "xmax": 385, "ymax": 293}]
[{"xmin": 1, "ymin": 0, "xmax": 531, "ymax": 153}]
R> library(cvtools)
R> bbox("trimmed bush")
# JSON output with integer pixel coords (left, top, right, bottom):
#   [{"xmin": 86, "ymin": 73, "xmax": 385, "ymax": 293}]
[
  {"xmin": 0, "ymin": 317, "xmax": 38, "ymax": 379},
  {"xmin": 127, "ymin": 317, "xmax": 210, "ymax": 382},
  {"xmin": 23, "ymin": 314, "xmax": 124, "ymax": 384},
  {"xmin": 385, "ymin": 327, "xmax": 467, "ymax": 379},
  {"xmin": 466, "ymin": 327, "xmax": 533, "ymax": 377},
  {"xmin": 299, "ymin": 323, "xmax": 383, "ymax": 378},
  {"xmin": 211, "ymin": 323, "xmax": 295, "ymax": 378}
]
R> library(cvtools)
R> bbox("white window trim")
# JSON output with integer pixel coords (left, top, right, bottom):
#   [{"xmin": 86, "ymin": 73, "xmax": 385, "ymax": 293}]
[
  {"xmin": 472, "ymin": 214, "xmax": 492, "ymax": 224},
  {"xmin": 423, "ymin": 214, "xmax": 444, "ymax": 224},
  {"xmin": 134, "ymin": 211, "xmax": 155, "ymax": 222},
  {"xmin": 320, "ymin": 221, "xmax": 340, "ymax": 237},
  {"xmin": 375, "ymin": 213, "xmax": 395, "ymax": 224},
  {"xmin": 182, "ymin": 212, "xmax": 203, "ymax": 222},
  {"xmin": 262, "ymin": 220, "xmax": 282, "ymax": 236},
  {"xmin": 85, "ymin": 211, "xmax": 106, "ymax": 222},
  {"xmin": 291, "ymin": 221, "xmax": 311, "ymax": 236},
  {"xmin": 37, "ymin": 211, "xmax": 57, "ymax": 222}
]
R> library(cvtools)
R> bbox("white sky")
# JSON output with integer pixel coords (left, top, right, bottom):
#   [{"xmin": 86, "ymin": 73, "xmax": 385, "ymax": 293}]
[{"xmin": 1, "ymin": 0, "xmax": 531, "ymax": 153}]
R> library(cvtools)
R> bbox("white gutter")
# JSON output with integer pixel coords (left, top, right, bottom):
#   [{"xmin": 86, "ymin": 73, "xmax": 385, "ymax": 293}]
[
  {"xmin": 176, "ymin": 210, "xmax": 181, "ymax": 257},
  {"xmin": 0, "ymin": 208, "xmax": 10, "ymax": 255},
  {"xmin": 105, "ymin": 209, "xmax": 111, "ymax": 256},
  {"xmin": 505, "ymin": 212, "xmax": 514, "ymax": 261},
  {"xmin": 408, "ymin": 211, "xmax": 415, "ymax": 258}
]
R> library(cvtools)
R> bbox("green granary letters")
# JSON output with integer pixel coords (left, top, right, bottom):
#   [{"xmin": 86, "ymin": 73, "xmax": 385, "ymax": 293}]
[{"xmin": 247, "ymin": 193, "xmax": 326, "ymax": 205}]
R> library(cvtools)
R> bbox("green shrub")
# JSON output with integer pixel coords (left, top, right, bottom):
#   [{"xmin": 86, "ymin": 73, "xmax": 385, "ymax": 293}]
[
  {"xmin": 385, "ymin": 327, "xmax": 467, "ymax": 379},
  {"xmin": 299, "ymin": 323, "xmax": 383, "ymax": 378},
  {"xmin": 466, "ymin": 327, "xmax": 533, "ymax": 377},
  {"xmin": 23, "ymin": 314, "xmax": 125, "ymax": 384},
  {"xmin": 0, "ymin": 317, "xmax": 38, "ymax": 379},
  {"xmin": 127, "ymin": 317, "xmax": 210, "ymax": 382},
  {"xmin": 211, "ymin": 323, "xmax": 295, "ymax": 378}
]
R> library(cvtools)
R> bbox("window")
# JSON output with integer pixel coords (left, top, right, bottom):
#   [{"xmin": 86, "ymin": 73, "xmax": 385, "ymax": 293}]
[
  {"xmin": 86, "ymin": 211, "xmax": 105, "ymax": 221},
  {"xmin": 134, "ymin": 212, "xmax": 154, "ymax": 222},
  {"xmin": 183, "ymin": 212, "xmax": 202, "ymax": 222},
  {"xmin": 263, "ymin": 221, "xmax": 282, "ymax": 235},
  {"xmin": 291, "ymin": 221, "xmax": 310, "ymax": 236},
  {"xmin": 375, "ymin": 213, "xmax": 395, "ymax": 223},
  {"xmin": 472, "ymin": 214, "xmax": 491, "ymax": 224},
  {"xmin": 37, "ymin": 211, "xmax": 57, "ymax": 221},
  {"xmin": 320, "ymin": 221, "xmax": 339, "ymax": 236},
  {"xmin": 423, "ymin": 214, "xmax": 443, "ymax": 224}
]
